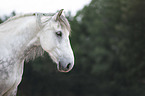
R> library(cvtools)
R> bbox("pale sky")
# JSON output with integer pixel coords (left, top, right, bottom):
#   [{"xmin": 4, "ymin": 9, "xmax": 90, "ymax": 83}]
[{"xmin": 0, "ymin": 0, "xmax": 91, "ymax": 16}]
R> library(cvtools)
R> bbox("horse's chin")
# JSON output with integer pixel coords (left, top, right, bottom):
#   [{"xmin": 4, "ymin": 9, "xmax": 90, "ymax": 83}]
[{"xmin": 58, "ymin": 69, "xmax": 70, "ymax": 73}]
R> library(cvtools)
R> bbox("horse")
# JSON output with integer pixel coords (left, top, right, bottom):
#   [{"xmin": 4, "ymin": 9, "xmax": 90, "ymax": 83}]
[{"xmin": 0, "ymin": 9, "xmax": 74, "ymax": 96}]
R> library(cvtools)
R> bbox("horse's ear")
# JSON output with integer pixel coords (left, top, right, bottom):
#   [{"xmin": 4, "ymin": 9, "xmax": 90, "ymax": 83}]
[
  {"xmin": 57, "ymin": 9, "xmax": 64, "ymax": 20},
  {"xmin": 52, "ymin": 9, "xmax": 64, "ymax": 21}
]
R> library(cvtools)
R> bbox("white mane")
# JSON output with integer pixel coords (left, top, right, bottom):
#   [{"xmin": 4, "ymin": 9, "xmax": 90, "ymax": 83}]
[
  {"xmin": 0, "ymin": 12, "xmax": 70, "ymax": 33},
  {"xmin": 1, "ymin": 13, "xmax": 54, "ymax": 25},
  {"xmin": 0, "ymin": 13, "xmax": 53, "ymax": 33}
]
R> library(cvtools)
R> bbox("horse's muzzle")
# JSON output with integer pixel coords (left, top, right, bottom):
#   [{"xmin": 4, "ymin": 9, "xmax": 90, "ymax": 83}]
[{"xmin": 57, "ymin": 61, "xmax": 73, "ymax": 72}]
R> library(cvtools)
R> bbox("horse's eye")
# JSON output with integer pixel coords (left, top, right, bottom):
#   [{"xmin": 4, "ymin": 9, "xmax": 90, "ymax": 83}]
[{"xmin": 56, "ymin": 31, "xmax": 62, "ymax": 37}]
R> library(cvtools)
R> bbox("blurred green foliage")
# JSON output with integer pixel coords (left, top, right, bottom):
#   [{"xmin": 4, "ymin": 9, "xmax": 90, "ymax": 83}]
[{"xmin": 1, "ymin": 0, "xmax": 145, "ymax": 96}]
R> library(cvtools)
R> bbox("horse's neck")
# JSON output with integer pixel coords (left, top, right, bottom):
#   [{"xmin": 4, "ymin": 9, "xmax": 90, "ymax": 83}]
[{"xmin": 0, "ymin": 16, "xmax": 41, "ymax": 60}]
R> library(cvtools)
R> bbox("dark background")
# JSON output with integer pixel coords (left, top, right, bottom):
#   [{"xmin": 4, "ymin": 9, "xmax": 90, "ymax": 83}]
[{"xmin": 1, "ymin": 0, "xmax": 145, "ymax": 96}]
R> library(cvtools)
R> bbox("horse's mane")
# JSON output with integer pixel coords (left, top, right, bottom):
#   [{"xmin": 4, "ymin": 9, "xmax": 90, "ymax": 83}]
[
  {"xmin": 1, "ymin": 12, "xmax": 71, "ymax": 32},
  {"xmin": 1, "ymin": 13, "xmax": 54, "ymax": 25}
]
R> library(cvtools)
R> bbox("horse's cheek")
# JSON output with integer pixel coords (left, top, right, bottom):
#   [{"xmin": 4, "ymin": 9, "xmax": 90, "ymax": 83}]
[{"xmin": 40, "ymin": 34, "xmax": 55, "ymax": 51}]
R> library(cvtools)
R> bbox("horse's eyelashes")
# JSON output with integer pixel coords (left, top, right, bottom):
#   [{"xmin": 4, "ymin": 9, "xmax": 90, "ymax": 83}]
[{"xmin": 56, "ymin": 31, "xmax": 62, "ymax": 37}]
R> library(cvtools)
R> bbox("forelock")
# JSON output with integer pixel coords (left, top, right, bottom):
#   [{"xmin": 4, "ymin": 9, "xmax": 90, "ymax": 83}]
[{"xmin": 57, "ymin": 15, "xmax": 71, "ymax": 33}]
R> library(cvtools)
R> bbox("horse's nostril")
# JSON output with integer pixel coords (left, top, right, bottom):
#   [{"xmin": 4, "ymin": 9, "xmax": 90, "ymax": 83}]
[
  {"xmin": 58, "ymin": 62, "xmax": 72, "ymax": 72},
  {"xmin": 66, "ymin": 63, "xmax": 71, "ymax": 69}
]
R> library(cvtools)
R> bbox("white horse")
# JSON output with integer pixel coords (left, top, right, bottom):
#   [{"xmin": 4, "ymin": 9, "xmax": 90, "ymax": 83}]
[{"xmin": 0, "ymin": 9, "xmax": 74, "ymax": 96}]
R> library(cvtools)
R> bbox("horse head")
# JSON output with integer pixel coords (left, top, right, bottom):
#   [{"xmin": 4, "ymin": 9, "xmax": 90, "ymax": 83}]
[{"xmin": 38, "ymin": 9, "xmax": 74, "ymax": 72}]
